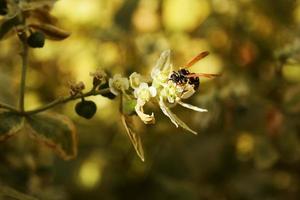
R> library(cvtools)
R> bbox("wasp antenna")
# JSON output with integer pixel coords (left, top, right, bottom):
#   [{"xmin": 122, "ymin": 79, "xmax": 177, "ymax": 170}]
[{"xmin": 185, "ymin": 51, "xmax": 210, "ymax": 68}]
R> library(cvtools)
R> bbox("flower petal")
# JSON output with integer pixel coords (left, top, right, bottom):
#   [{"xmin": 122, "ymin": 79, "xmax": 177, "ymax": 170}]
[
  {"xmin": 159, "ymin": 98, "xmax": 198, "ymax": 135},
  {"xmin": 159, "ymin": 97, "xmax": 179, "ymax": 128},
  {"xmin": 149, "ymin": 86, "xmax": 157, "ymax": 97},
  {"xmin": 178, "ymin": 101, "xmax": 208, "ymax": 112},
  {"xmin": 108, "ymin": 78, "xmax": 119, "ymax": 95},
  {"xmin": 135, "ymin": 105, "xmax": 155, "ymax": 124},
  {"xmin": 151, "ymin": 50, "xmax": 172, "ymax": 78}
]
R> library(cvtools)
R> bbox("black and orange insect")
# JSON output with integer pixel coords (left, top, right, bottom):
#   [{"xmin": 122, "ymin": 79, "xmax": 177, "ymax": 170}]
[{"xmin": 169, "ymin": 51, "xmax": 221, "ymax": 90}]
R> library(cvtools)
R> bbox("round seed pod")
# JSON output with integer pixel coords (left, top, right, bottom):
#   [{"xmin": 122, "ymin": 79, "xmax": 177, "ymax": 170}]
[
  {"xmin": 27, "ymin": 31, "xmax": 45, "ymax": 48},
  {"xmin": 75, "ymin": 100, "xmax": 97, "ymax": 119}
]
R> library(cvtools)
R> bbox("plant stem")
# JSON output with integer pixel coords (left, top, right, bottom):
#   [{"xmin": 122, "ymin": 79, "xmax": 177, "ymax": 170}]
[
  {"xmin": 25, "ymin": 88, "xmax": 110, "ymax": 115},
  {"xmin": 19, "ymin": 32, "xmax": 28, "ymax": 112},
  {"xmin": 0, "ymin": 103, "xmax": 19, "ymax": 112}
]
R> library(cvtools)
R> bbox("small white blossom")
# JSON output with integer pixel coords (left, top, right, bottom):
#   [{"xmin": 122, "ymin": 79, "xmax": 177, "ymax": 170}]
[
  {"xmin": 148, "ymin": 50, "xmax": 209, "ymax": 134},
  {"xmin": 129, "ymin": 72, "xmax": 142, "ymax": 89},
  {"xmin": 109, "ymin": 74, "xmax": 129, "ymax": 95},
  {"xmin": 134, "ymin": 83, "xmax": 157, "ymax": 106},
  {"xmin": 129, "ymin": 72, "xmax": 151, "ymax": 89},
  {"xmin": 133, "ymin": 82, "xmax": 156, "ymax": 124},
  {"xmin": 160, "ymin": 81, "xmax": 183, "ymax": 104}
]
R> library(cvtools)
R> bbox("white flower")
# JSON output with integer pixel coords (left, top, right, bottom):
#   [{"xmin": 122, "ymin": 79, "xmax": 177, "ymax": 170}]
[
  {"xmin": 129, "ymin": 72, "xmax": 142, "ymax": 89},
  {"xmin": 133, "ymin": 82, "xmax": 157, "ymax": 124},
  {"xmin": 159, "ymin": 81, "xmax": 183, "ymax": 104},
  {"xmin": 151, "ymin": 50, "xmax": 173, "ymax": 88},
  {"xmin": 108, "ymin": 74, "xmax": 129, "ymax": 96},
  {"xmin": 129, "ymin": 72, "xmax": 152, "ymax": 89},
  {"xmin": 149, "ymin": 50, "xmax": 208, "ymax": 134},
  {"xmin": 134, "ymin": 83, "xmax": 157, "ymax": 106}
]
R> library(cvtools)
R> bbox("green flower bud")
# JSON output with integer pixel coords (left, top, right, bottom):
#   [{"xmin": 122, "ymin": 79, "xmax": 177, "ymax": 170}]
[
  {"xmin": 27, "ymin": 31, "xmax": 45, "ymax": 48},
  {"xmin": 75, "ymin": 100, "xmax": 97, "ymax": 119}
]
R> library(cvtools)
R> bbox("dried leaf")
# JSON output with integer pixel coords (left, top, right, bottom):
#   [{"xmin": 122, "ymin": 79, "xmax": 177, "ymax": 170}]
[
  {"xmin": 0, "ymin": 112, "xmax": 24, "ymax": 141},
  {"xmin": 19, "ymin": 0, "xmax": 57, "ymax": 11},
  {"xmin": 29, "ymin": 7, "xmax": 58, "ymax": 24},
  {"xmin": 28, "ymin": 23, "xmax": 71, "ymax": 40},
  {"xmin": 26, "ymin": 112, "xmax": 77, "ymax": 160},
  {"xmin": 0, "ymin": 15, "xmax": 21, "ymax": 40},
  {"xmin": 121, "ymin": 114, "xmax": 145, "ymax": 161}
]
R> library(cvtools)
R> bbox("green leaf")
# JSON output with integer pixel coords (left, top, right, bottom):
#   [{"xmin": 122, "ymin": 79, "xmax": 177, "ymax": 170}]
[
  {"xmin": 0, "ymin": 112, "xmax": 24, "ymax": 141},
  {"xmin": 122, "ymin": 95, "xmax": 137, "ymax": 116},
  {"xmin": 26, "ymin": 113, "xmax": 77, "ymax": 160},
  {"xmin": 121, "ymin": 114, "xmax": 145, "ymax": 162}
]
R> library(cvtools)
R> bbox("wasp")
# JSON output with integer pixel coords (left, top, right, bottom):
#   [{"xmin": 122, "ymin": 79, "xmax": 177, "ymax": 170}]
[{"xmin": 169, "ymin": 51, "xmax": 220, "ymax": 90}]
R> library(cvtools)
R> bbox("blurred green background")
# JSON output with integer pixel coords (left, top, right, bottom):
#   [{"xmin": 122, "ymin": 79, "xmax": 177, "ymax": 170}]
[{"xmin": 1, "ymin": 0, "xmax": 300, "ymax": 199}]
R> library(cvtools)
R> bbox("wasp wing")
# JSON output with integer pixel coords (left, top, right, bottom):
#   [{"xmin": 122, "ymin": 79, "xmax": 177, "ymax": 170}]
[
  {"xmin": 185, "ymin": 51, "xmax": 209, "ymax": 68},
  {"xmin": 187, "ymin": 72, "xmax": 221, "ymax": 78}
]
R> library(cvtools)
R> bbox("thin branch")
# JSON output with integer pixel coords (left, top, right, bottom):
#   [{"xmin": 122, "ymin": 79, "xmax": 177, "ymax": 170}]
[
  {"xmin": 0, "ymin": 102, "xmax": 19, "ymax": 112},
  {"xmin": 25, "ymin": 88, "xmax": 111, "ymax": 115},
  {"xmin": 19, "ymin": 31, "xmax": 29, "ymax": 112}
]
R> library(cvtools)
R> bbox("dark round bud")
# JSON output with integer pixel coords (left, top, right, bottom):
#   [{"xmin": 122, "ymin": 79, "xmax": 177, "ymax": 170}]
[
  {"xmin": 101, "ymin": 92, "xmax": 116, "ymax": 100},
  {"xmin": 75, "ymin": 100, "xmax": 97, "ymax": 119},
  {"xmin": 98, "ymin": 83, "xmax": 116, "ymax": 100},
  {"xmin": 0, "ymin": 0, "xmax": 7, "ymax": 15},
  {"xmin": 27, "ymin": 31, "xmax": 45, "ymax": 48}
]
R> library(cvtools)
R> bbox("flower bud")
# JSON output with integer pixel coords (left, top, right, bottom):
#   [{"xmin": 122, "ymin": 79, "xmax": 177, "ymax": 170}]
[
  {"xmin": 90, "ymin": 69, "xmax": 107, "ymax": 87},
  {"xmin": 99, "ymin": 83, "xmax": 116, "ymax": 100}
]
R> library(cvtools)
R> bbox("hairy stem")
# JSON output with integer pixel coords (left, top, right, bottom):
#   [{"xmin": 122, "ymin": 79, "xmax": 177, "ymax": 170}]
[
  {"xmin": 25, "ymin": 88, "xmax": 110, "ymax": 115},
  {"xmin": 19, "ymin": 32, "xmax": 28, "ymax": 112}
]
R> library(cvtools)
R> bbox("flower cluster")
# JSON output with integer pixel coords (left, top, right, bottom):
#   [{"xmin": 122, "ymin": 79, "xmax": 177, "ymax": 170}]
[{"xmin": 108, "ymin": 50, "xmax": 208, "ymax": 135}]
